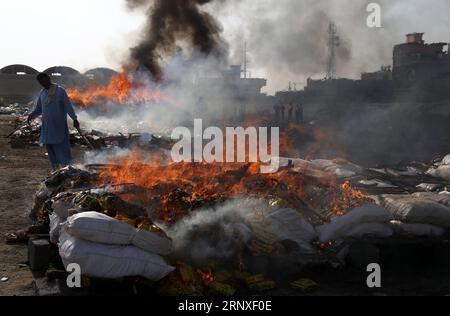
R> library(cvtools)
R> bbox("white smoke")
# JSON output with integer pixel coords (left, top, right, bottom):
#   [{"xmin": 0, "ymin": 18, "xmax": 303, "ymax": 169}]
[
  {"xmin": 163, "ymin": 198, "xmax": 264, "ymax": 265},
  {"xmin": 77, "ymin": 54, "xmax": 249, "ymax": 135}
]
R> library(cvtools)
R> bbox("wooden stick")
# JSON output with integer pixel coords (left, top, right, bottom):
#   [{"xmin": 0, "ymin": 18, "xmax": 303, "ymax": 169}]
[{"xmin": 75, "ymin": 127, "xmax": 95, "ymax": 150}]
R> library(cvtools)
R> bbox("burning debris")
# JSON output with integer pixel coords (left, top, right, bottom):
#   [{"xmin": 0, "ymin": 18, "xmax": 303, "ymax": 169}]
[
  {"xmin": 94, "ymin": 150, "xmax": 377, "ymax": 225},
  {"xmin": 67, "ymin": 72, "xmax": 164, "ymax": 109},
  {"xmin": 2, "ymin": 1, "xmax": 449, "ymax": 294},
  {"xmin": 1, "ymin": 0, "xmax": 449, "ymax": 298},
  {"xmin": 4, "ymin": 78, "xmax": 450, "ymax": 295},
  {"xmin": 6, "ymin": 150, "xmax": 450, "ymax": 296},
  {"xmin": 7, "ymin": 115, "xmax": 175, "ymax": 151}
]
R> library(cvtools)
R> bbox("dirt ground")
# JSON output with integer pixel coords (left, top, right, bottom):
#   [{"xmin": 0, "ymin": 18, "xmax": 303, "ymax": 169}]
[{"xmin": 0, "ymin": 115, "xmax": 84, "ymax": 296}]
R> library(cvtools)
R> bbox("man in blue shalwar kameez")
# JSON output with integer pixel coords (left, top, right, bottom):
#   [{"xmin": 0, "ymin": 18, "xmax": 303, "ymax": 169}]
[{"xmin": 28, "ymin": 73, "xmax": 80, "ymax": 170}]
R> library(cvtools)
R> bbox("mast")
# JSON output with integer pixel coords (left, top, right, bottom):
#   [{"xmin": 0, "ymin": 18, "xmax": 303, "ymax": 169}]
[{"xmin": 326, "ymin": 22, "xmax": 340, "ymax": 80}]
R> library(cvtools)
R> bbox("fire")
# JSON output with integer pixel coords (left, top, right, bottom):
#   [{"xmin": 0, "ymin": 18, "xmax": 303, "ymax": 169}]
[
  {"xmin": 97, "ymin": 149, "xmax": 372, "ymax": 224},
  {"xmin": 197, "ymin": 268, "xmax": 215, "ymax": 283},
  {"xmin": 328, "ymin": 181, "xmax": 373, "ymax": 218},
  {"xmin": 67, "ymin": 72, "xmax": 164, "ymax": 108},
  {"xmin": 312, "ymin": 240, "xmax": 336, "ymax": 251}
]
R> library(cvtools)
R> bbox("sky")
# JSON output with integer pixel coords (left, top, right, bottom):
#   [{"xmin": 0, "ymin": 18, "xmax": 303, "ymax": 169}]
[
  {"xmin": 0, "ymin": 0, "xmax": 145, "ymax": 73},
  {"xmin": 1, "ymin": 0, "xmax": 449, "ymax": 94}
]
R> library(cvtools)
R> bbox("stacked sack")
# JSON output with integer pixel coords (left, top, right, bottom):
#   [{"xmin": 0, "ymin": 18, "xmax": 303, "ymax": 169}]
[
  {"xmin": 263, "ymin": 208, "xmax": 318, "ymax": 254},
  {"xmin": 310, "ymin": 159, "xmax": 363, "ymax": 179},
  {"xmin": 316, "ymin": 203, "xmax": 394, "ymax": 242},
  {"xmin": 273, "ymin": 158, "xmax": 363, "ymax": 179},
  {"xmin": 381, "ymin": 193, "xmax": 450, "ymax": 238},
  {"xmin": 55, "ymin": 211, "xmax": 174, "ymax": 282}
]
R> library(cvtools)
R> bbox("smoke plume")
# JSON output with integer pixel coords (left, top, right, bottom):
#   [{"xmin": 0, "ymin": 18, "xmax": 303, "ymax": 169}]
[
  {"xmin": 163, "ymin": 199, "xmax": 256, "ymax": 265},
  {"xmin": 126, "ymin": 0, "xmax": 228, "ymax": 81}
]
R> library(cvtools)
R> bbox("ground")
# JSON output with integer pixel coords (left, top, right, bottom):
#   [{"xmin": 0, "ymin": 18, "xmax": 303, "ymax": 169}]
[{"xmin": 0, "ymin": 115, "xmax": 83, "ymax": 296}]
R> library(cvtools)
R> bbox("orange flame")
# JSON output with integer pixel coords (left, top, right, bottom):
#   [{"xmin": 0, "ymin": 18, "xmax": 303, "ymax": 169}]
[
  {"xmin": 96, "ymin": 149, "xmax": 372, "ymax": 224},
  {"xmin": 67, "ymin": 72, "xmax": 164, "ymax": 108},
  {"xmin": 328, "ymin": 181, "xmax": 373, "ymax": 218},
  {"xmin": 197, "ymin": 269, "xmax": 215, "ymax": 283}
]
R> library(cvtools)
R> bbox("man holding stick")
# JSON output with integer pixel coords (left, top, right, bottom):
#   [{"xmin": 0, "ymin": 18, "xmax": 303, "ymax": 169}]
[{"xmin": 28, "ymin": 73, "xmax": 80, "ymax": 170}]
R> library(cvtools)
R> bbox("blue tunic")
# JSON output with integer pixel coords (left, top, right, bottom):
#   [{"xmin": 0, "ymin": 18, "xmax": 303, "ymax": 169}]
[
  {"xmin": 29, "ymin": 85, "xmax": 77, "ymax": 169},
  {"xmin": 29, "ymin": 85, "xmax": 78, "ymax": 145}
]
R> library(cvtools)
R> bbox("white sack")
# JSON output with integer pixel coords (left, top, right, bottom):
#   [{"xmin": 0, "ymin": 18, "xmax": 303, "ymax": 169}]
[
  {"xmin": 346, "ymin": 223, "xmax": 393, "ymax": 239},
  {"xmin": 441, "ymin": 154, "xmax": 450, "ymax": 165},
  {"xmin": 412, "ymin": 192, "xmax": 450, "ymax": 207},
  {"xmin": 132, "ymin": 229, "xmax": 173, "ymax": 256},
  {"xmin": 64, "ymin": 212, "xmax": 135, "ymax": 245},
  {"xmin": 52, "ymin": 197, "xmax": 75, "ymax": 220},
  {"xmin": 64, "ymin": 212, "xmax": 172, "ymax": 255},
  {"xmin": 316, "ymin": 203, "xmax": 393, "ymax": 242},
  {"xmin": 382, "ymin": 195, "xmax": 450, "ymax": 228},
  {"xmin": 265, "ymin": 208, "xmax": 318, "ymax": 253},
  {"xmin": 427, "ymin": 155, "xmax": 450, "ymax": 181},
  {"xmin": 59, "ymin": 231, "xmax": 174, "ymax": 281},
  {"xmin": 427, "ymin": 165, "xmax": 450, "ymax": 181},
  {"xmin": 390, "ymin": 220, "xmax": 446, "ymax": 237},
  {"xmin": 311, "ymin": 159, "xmax": 363, "ymax": 178},
  {"xmin": 49, "ymin": 213, "xmax": 64, "ymax": 244}
]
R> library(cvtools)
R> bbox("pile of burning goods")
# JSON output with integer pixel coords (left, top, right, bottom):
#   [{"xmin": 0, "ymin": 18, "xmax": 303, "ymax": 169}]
[
  {"xmin": 4, "ymin": 0, "xmax": 450, "ymax": 297},
  {"xmin": 3, "ymin": 68, "xmax": 450, "ymax": 295},
  {"xmin": 5, "ymin": 149, "xmax": 450, "ymax": 295},
  {"xmin": 6, "ymin": 114, "xmax": 175, "ymax": 151}
]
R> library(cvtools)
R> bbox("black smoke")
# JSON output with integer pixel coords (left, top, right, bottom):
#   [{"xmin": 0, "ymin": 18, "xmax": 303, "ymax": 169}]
[{"xmin": 126, "ymin": 0, "xmax": 228, "ymax": 81}]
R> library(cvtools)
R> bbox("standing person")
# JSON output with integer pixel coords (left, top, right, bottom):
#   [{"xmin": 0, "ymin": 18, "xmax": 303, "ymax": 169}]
[
  {"xmin": 274, "ymin": 104, "xmax": 280, "ymax": 124},
  {"xmin": 27, "ymin": 73, "xmax": 80, "ymax": 171},
  {"xmin": 287, "ymin": 104, "xmax": 294, "ymax": 122},
  {"xmin": 280, "ymin": 103, "xmax": 285, "ymax": 122},
  {"xmin": 296, "ymin": 103, "xmax": 304, "ymax": 124}
]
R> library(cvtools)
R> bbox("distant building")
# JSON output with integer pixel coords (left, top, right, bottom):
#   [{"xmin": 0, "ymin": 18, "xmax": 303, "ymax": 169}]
[
  {"xmin": 194, "ymin": 65, "xmax": 269, "ymax": 121},
  {"xmin": 361, "ymin": 66, "xmax": 392, "ymax": 82},
  {"xmin": 0, "ymin": 64, "xmax": 41, "ymax": 103},
  {"xmin": 195, "ymin": 65, "xmax": 267, "ymax": 100},
  {"xmin": 85, "ymin": 68, "xmax": 118, "ymax": 86},
  {"xmin": 393, "ymin": 33, "xmax": 450, "ymax": 90},
  {"xmin": 275, "ymin": 32, "xmax": 450, "ymax": 105},
  {"xmin": 0, "ymin": 65, "xmax": 117, "ymax": 104}
]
